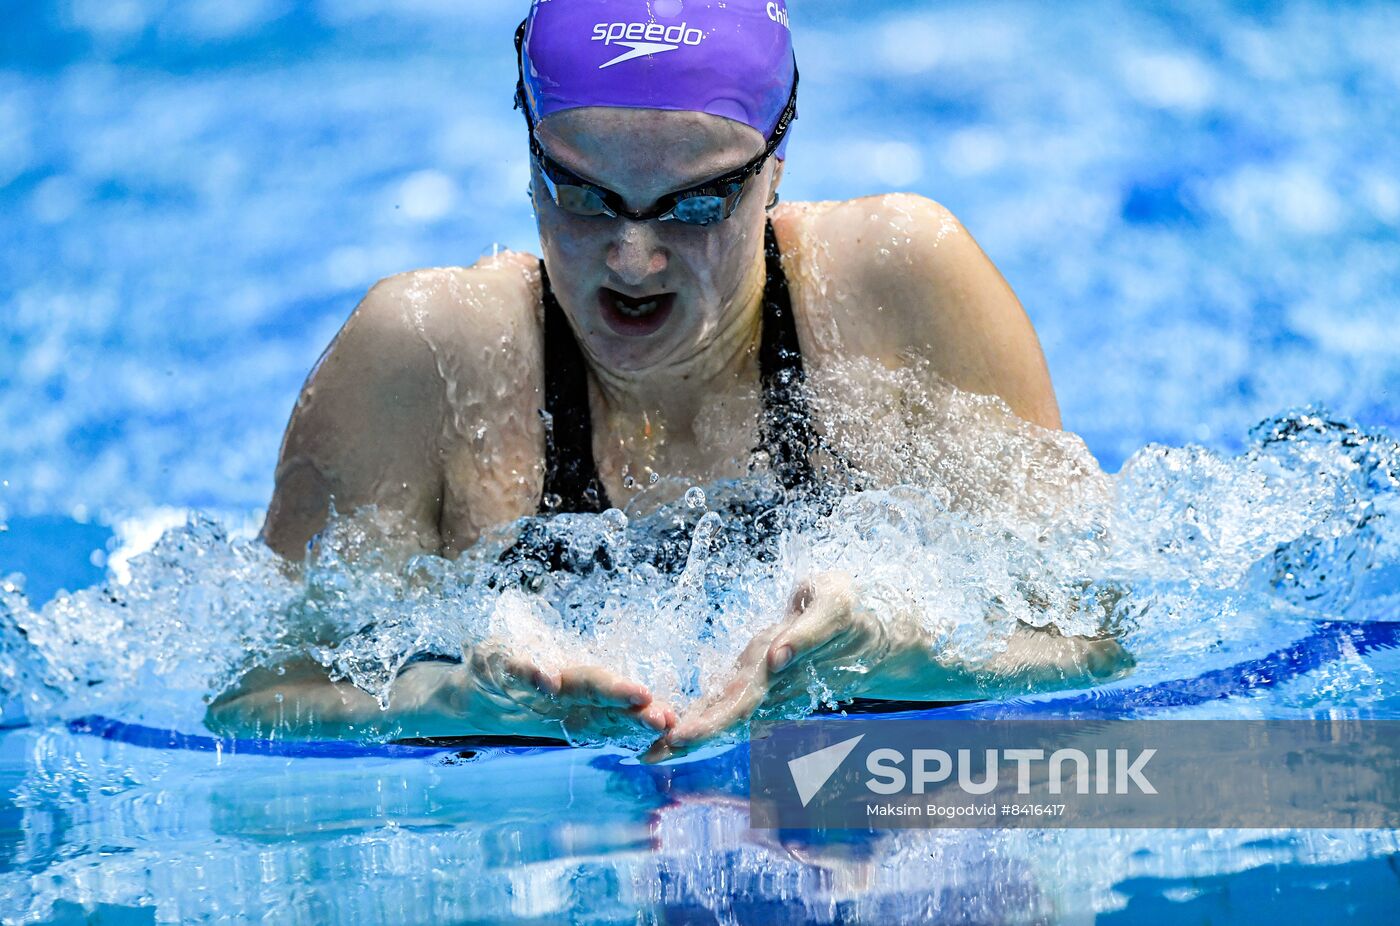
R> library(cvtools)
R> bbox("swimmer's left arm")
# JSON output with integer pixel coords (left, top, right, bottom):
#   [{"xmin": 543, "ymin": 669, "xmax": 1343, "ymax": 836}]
[
  {"xmin": 832, "ymin": 193, "xmax": 1063, "ymax": 430},
  {"xmin": 643, "ymin": 571, "xmax": 1129, "ymax": 762}
]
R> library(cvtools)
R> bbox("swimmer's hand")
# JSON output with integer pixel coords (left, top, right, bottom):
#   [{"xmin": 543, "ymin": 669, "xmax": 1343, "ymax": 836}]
[
  {"xmin": 644, "ymin": 572, "xmax": 895, "ymax": 763},
  {"xmin": 437, "ymin": 642, "xmax": 678, "ymax": 744},
  {"xmin": 207, "ymin": 645, "xmax": 676, "ymax": 744},
  {"xmin": 642, "ymin": 572, "xmax": 1133, "ymax": 763}
]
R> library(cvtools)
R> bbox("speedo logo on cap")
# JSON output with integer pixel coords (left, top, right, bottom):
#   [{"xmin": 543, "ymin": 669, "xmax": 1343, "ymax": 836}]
[{"xmin": 591, "ymin": 21, "xmax": 706, "ymax": 69}]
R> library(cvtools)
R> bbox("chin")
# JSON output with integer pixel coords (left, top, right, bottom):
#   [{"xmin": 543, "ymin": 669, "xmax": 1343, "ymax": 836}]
[
  {"xmin": 587, "ymin": 327, "xmax": 684, "ymax": 374},
  {"xmin": 574, "ymin": 289, "xmax": 694, "ymax": 373}
]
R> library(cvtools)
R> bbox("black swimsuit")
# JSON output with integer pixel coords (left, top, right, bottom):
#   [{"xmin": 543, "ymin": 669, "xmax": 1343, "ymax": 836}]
[
  {"xmin": 537, "ymin": 220, "xmax": 817, "ymax": 515},
  {"xmin": 494, "ymin": 220, "xmax": 826, "ymax": 581}
]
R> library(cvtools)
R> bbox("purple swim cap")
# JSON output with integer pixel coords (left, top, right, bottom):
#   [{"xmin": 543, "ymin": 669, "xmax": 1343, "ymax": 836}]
[{"xmin": 518, "ymin": 0, "xmax": 797, "ymax": 157}]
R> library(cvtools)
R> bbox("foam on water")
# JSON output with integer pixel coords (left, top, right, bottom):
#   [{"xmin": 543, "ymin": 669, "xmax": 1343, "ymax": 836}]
[{"xmin": 3, "ymin": 366, "xmax": 1396, "ymax": 742}]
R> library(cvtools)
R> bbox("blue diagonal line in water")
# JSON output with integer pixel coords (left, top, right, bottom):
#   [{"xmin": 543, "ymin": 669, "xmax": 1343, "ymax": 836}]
[
  {"xmin": 56, "ymin": 620, "xmax": 1400, "ymax": 761},
  {"xmin": 63, "ymin": 715, "xmax": 458, "ymax": 760},
  {"xmin": 893, "ymin": 620, "xmax": 1400, "ymax": 721}
]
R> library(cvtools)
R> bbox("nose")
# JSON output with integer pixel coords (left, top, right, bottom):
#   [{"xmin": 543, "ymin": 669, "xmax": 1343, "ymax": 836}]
[{"xmin": 605, "ymin": 220, "xmax": 669, "ymax": 287}]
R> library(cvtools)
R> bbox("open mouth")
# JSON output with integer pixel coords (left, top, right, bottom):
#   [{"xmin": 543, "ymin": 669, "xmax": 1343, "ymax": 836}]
[{"xmin": 598, "ymin": 288, "xmax": 677, "ymax": 337}]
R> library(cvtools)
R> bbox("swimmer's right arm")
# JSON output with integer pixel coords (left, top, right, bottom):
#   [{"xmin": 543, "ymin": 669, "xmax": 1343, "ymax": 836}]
[
  {"xmin": 260, "ymin": 270, "xmax": 460, "ymax": 561},
  {"xmin": 206, "ymin": 647, "xmax": 675, "ymax": 742},
  {"xmin": 261, "ymin": 254, "xmax": 546, "ymax": 561},
  {"xmin": 235, "ymin": 260, "xmax": 674, "ymax": 742}
]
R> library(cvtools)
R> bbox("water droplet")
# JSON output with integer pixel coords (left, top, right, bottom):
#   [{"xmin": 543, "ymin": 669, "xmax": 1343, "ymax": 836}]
[
  {"xmin": 622, "ymin": 474, "xmax": 636, "ymax": 489},
  {"xmin": 648, "ymin": 471, "xmax": 660, "ymax": 485},
  {"xmin": 685, "ymin": 487, "xmax": 707, "ymax": 509},
  {"xmin": 542, "ymin": 492, "xmax": 562, "ymax": 510}
]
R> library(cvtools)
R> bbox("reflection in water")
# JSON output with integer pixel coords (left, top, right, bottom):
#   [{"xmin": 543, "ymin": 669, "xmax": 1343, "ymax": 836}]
[{"xmin": 4, "ymin": 728, "xmax": 1397, "ymax": 923}]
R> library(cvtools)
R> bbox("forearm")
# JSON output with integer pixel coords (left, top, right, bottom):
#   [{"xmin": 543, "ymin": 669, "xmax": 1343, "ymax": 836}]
[
  {"xmin": 205, "ymin": 663, "xmax": 399, "ymax": 739},
  {"xmin": 386, "ymin": 661, "xmax": 567, "ymax": 740},
  {"xmin": 205, "ymin": 660, "xmax": 559, "ymax": 741},
  {"xmin": 857, "ymin": 620, "xmax": 1131, "ymax": 703},
  {"xmin": 796, "ymin": 573, "xmax": 1131, "ymax": 705}
]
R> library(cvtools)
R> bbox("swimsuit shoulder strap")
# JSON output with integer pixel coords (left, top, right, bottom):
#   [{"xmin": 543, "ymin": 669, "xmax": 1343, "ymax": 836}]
[
  {"xmin": 758, "ymin": 220, "xmax": 819, "ymax": 492},
  {"xmin": 539, "ymin": 261, "xmax": 611, "ymax": 514}
]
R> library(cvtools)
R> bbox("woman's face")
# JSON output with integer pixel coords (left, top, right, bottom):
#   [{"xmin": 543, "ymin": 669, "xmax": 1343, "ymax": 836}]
[{"xmin": 532, "ymin": 107, "xmax": 780, "ymax": 374}]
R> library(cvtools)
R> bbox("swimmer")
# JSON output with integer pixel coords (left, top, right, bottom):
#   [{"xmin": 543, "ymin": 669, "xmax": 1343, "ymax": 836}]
[{"xmin": 208, "ymin": 0, "xmax": 1129, "ymax": 756}]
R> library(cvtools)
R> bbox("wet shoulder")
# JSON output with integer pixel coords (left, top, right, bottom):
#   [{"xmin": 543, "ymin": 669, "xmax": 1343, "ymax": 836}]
[
  {"xmin": 772, "ymin": 194, "xmax": 1060, "ymax": 429},
  {"xmin": 771, "ymin": 195, "xmax": 987, "ymax": 345},
  {"xmin": 351, "ymin": 252, "xmax": 543, "ymax": 363},
  {"xmin": 358, "ymin": 253, "xmax": 550, "ymax": 545},
  {"xmin": 265, "ymin": 255, "xmax": 543, "ymax": 558},
  {"xmin": 768, "ymin": 193, "xmax": 965, "ymax": 363},
  {"xmin": 335, "ymin": 253, "xmax": 546, "ymax": 417},
  {"xmin": 294, "ymin": 254, "xmax": 549, "ymax": 548}
]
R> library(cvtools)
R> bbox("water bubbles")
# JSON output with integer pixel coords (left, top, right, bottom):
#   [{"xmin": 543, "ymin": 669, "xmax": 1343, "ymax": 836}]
[{"xmin": 685, "ymin": 487, "xmax": 707, "ymax": 509}]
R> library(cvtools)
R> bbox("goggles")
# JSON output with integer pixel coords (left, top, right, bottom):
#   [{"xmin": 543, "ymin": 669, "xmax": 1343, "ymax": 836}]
[{"xmin": 513, "ymin": 19, "xmax": 799, "ymax": 227}]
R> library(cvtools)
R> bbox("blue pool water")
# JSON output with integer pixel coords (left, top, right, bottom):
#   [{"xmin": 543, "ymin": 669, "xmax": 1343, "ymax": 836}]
[{"xmin": 4, "ymin": 0, "xmax": 1400, "ymax": 922}]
